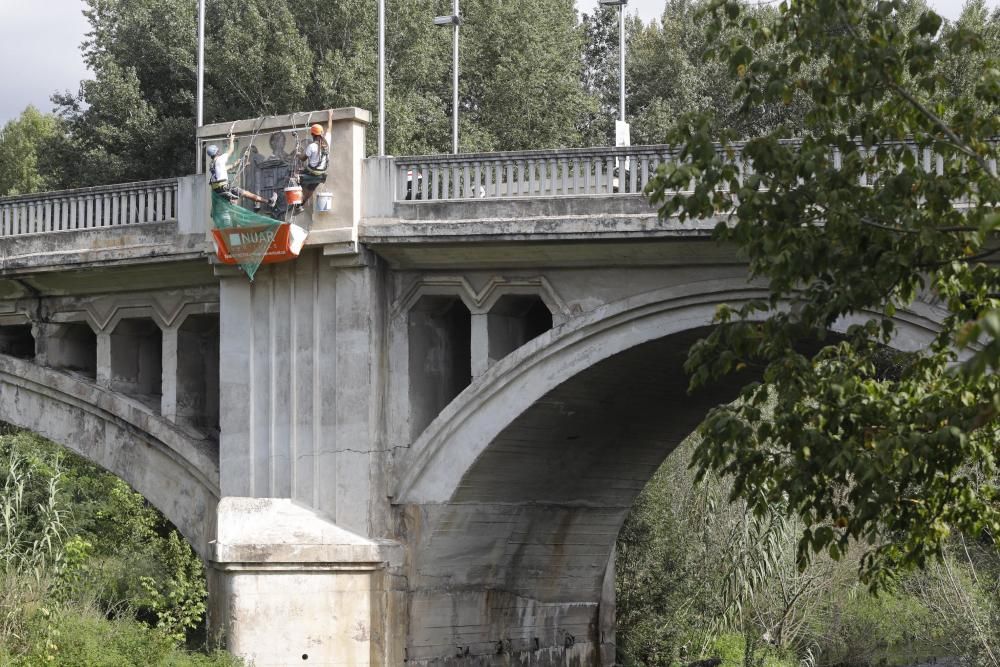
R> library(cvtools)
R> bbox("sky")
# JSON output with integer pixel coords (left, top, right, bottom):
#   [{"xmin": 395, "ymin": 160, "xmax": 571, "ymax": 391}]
[{"xmin": 0, "ymin": 0, "xmax": 994, "ymax": 126}]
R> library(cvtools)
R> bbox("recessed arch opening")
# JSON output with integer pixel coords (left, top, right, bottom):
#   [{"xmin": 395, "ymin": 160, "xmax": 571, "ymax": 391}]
[{"xmin": 408, "ymin": 295, "xmax": 472, "ymax": 440}]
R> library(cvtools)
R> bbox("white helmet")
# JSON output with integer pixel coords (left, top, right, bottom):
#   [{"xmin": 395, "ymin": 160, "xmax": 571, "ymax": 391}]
[{"xmin": 206, "ymin": 144, "xmax": 219, "ymax": 157}]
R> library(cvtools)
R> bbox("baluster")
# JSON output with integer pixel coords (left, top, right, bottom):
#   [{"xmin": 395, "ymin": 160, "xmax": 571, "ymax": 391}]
[
  {"xmin": 136, "ymin": 189, "xmax": 147, "ymax": 223},
  {"xmin": 128, "ymin": 190, "xmax": 137, "ymax": 223},
  {"xmin": 526, "ymin": 159, "xmax": 535, "ymax": 196},
  {"xmin": 166, "ymin": 185, "xmax": 175, "ymax": 220},
  {"xmin": 156, "ymin": 187, "xmax": 167, "ymax": 222},
  {"xmin": 557, "ymin": 158, "xmax": 567, "ymax": 194},
  {"xmin": 513, "ymin": 161, "xmax": 524, "ymax": 196},
  {"xmin": 473, "ymin": 162, "xmax": 482, "ymax": 198},
  {"xmin": 640, "ymin": 154, "xmax": 650, "ymax": 192},
  {"xmin": 431, "ymin": 165, "xmax": 441, "ymax": 200},
  {"xmin": 462, "ymin": 163, "xmax": 472, "ymax": 198},
  {"xmin": 1, "ymin": 205, "xmax": 8, "ymax": 236},
  {"xmin": 605, "ymin": 156, "xmax": 615, "ymax": 193},
  {"xmin": 68, "ymin": 197, "xmax": 77, "ymax": 229},
  {"xmin": 594, "ymin": 157, "xmax": 602, "ymax": 194},
  {"xmin": 502, "ymin": 160, "xmax": 511, "ymax": 197},
  {"xmin": 420, "ymin": 164, "xmax": 430, "ymax": 200},
  {"xmin": 111, "ymin": 192, "xmax": 120, "ymax": 226},
  {"xmin": 570, "ymin": 157, "xmax": 580, "ymax": 194}
]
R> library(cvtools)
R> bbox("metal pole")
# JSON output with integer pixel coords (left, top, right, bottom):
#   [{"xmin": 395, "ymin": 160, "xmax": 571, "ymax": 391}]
[
  {"xmin": 378, "ymin": 0, "xmax": 385, "ymax": 155},
  {"xmin": 196, "ymin": 0, "xmax": 205, "ymax": 171},
  {"xmin": 452, "ymin": 0, "xmax": 460, "ymax": 154},
  {"xmin": 618, "ymin": 4, "xmax": 625, "ymax": 122}
]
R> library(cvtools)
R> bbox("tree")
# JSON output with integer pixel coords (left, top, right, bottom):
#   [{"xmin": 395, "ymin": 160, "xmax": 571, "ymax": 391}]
[
  {"xmin": 646, "ymin": 0, "xmax": 1000, "ymax": 588},
  {"xmin": 45, "ymin": 0, "xmax": 598, "ymax": 188},
  {"xmin": 0, "ymin": 107, "xmax": 63, "ymax": 196}
]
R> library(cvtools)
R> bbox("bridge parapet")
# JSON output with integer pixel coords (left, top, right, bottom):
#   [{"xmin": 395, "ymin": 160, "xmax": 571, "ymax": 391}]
[{"xmin": 0, "ymin": 178, "xmax": 179, "ymax": 237}]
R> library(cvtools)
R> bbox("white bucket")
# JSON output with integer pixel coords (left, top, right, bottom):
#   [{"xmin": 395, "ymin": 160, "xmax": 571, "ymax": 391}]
[{"xmin": 315, "ymin": 191, "xmax": 333, "ymax": 212}]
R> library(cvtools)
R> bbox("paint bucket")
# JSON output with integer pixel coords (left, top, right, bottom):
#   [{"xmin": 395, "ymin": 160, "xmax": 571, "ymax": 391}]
[
  {"xmin": 315, "ymin": 191, "xmax": 333, "ymax": 212},
  {"xmin": 284, "ymin": 184, "xmax": 303, "ymax": 207}
]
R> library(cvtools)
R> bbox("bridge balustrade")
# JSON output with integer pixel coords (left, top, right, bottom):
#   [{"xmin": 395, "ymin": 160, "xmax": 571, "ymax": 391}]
[
  {"xmin": 393, "ymin": 145, "xmax": 679, "ymax": 201},
  {"xmin": 0, "ymin": 178, "xmax": 178, "ymax": 237},
  {"xmin": 389, "ymin": 140, "xmax": 996, "ymax": 203}
]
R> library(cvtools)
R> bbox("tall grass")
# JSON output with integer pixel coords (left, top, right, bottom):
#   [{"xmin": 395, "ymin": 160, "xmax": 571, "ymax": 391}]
[{"xmin": 0, "ymin": 444, "xmax": 65, "ymax": 649}]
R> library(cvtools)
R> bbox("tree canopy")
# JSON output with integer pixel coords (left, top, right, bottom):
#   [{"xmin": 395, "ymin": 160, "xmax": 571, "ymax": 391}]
[
  {"xmin": 646, "ymin": 0, "xmax": 1000, "ymax": 587},
  {"xmin": 38, "ymin": 0, "xmax": 594, "ymax": 188},
  {"xmin": 0, "ymin": 107, "xmax": 62, "ymax": 197}
]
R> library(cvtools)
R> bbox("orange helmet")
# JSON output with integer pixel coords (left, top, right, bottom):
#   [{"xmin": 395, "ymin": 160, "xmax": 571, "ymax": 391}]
[{"xmin": 309, "ymin": 124, "xmax": 324, "ymax": 136}]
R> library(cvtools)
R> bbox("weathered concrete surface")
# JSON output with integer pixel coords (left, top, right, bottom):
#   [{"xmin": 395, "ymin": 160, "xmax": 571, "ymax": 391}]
[
  {"xmin": 398, "ymin": 329, "xmax": 745, "ymax": 665},
  {"xmin": 210, "ymin": 498, "xmax": 402, "ymax": 667},
  {"xmin": 0, "ymin": 353, "xmax": 219, "ymax": 557}
]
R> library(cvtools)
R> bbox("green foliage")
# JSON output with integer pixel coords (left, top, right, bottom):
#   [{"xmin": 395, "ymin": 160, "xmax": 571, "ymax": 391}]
[
  {"xmin": 0, "ymin": 107, "xmax": 63, "ymax": 196},
  {"xmin": 4, "ymin": 602, "xmax": 239, "ymax": 667},
  {"xmin": 139, "ymin": 532, "xmax": 208, "ymax": 642},
  {"xmin": 45, "ymin": 0, "xmax": 597, "ymax": 186},
  {"xmin": 616, "ymin": 434, "xmax": 1000, "ymax": 665},
  {"xmin": 646, "ymin": 0, "xmax": 1000, "ymax": 589},
  {"xmin": 0, "ymin": 429, "xmax": 226, "ymax": 663}
]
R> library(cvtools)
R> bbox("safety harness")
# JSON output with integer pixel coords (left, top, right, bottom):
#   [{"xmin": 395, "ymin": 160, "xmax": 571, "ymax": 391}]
[{"xmin": 305, "ymin": 139, "xmax": 329, "ymax": 177}]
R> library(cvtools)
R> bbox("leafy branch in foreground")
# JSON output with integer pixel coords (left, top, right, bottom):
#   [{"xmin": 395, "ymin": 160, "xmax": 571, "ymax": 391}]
[{"xmin": 645, "ymin": 0, "xmax": 1000, "ymax": 589}]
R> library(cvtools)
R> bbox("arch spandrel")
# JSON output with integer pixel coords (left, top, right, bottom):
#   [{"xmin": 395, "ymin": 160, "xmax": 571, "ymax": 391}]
[
  {"xmin": 395, "ymin": 278, "xmax": 949, "ymax": 506},
  {"xmin": 0, "ymin": 354, "xmax": 219, "ymax": 558}
]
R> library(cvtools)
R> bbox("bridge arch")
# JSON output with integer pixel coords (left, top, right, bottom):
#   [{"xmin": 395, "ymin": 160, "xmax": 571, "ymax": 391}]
[
  {"xmin": 396, "ymin": 278, "xmax": 946, "ymax": 504},
  {"xmin": 0, "ymin": 354, "xmax": 219, "ymax": 558},
  {"xmin": 393, "ymin": 278, "xmax": 948, "ymax": 665}
]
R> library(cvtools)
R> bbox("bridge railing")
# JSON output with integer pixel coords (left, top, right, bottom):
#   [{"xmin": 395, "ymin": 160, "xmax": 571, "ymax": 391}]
[
  {"xmin": 387, "ymin": 140, "xmax": 998, "ymax": 204},
  {"xmin": 0, "ymin": 178, "xmax": 178, "ymax": 237},
  {"xmin": 393, "ymin": 145, "xmax": 678, "ymax": 202}
]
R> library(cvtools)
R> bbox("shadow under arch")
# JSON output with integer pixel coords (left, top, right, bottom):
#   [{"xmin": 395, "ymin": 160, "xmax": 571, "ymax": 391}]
[
  {"xmin": 392, "ymin": 278, "xmax": 948, "ymax": 665},
  {"xmin": 0, "ymin": 354, "xmax": 219, "ymax": 559}
]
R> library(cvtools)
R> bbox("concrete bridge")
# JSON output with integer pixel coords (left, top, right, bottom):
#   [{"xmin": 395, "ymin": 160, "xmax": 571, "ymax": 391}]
[{"xmin": 0, "ymin": 109, "xmax": 950, "ymax": 666}]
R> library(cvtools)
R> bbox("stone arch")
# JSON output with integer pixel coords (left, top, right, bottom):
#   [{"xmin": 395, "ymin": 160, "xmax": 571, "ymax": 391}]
[
  {"xmin": 393, "ymin": 278, "xmax": 948, "ymax": 666},
  {"xmin": 0, "ymin": 353, "xmax": 219, "ymax": 558}
]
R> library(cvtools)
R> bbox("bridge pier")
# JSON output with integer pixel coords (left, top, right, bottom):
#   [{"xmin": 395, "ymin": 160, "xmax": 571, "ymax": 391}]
[{"xmin": 208, "ymin": 497, "xmax": 402, "ymax": 667}]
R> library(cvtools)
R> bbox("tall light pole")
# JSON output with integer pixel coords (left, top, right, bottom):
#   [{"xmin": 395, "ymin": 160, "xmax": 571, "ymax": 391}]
[
  {"xmin": 599, "ymin": 0, "xmax": 627, "ymax": 125},
  {"xmin": 434, "ymin": 1, "xmax": 461, "ymax": 154},
  {"xmin": 196, "ymin": 0, "xmax": 205, "ymax": 170},
  {"xmin": 378, "ymin": 0, "xmax": 386, "ymax": 155}
]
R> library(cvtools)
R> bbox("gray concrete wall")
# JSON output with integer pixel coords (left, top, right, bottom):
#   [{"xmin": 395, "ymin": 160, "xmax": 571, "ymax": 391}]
[{"xmin": 218, "ymin": 248, "xmax": 390, "ymax": 537}]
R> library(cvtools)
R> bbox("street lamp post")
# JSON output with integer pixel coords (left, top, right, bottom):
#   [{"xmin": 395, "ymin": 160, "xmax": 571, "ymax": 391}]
[
  {"xmin": 378, "ymin": 0, "xmax": 386, "ymax": 155},
  {"xmin": 434, "ymin": 1, "xmax": 461, "ymax": 154},
  {"xmin": 196, "ymin": 0, "xmax": 205, "ymax": 171},
  {"xmin": 598, "ymin": 0, "xmax": 627, "ymax": 125}
]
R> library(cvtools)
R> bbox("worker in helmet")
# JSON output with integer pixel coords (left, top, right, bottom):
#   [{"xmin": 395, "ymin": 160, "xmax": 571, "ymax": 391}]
[
  {"xmin": 295, "ymin": 109, "xmax": 333, "ymax": 207},
  {"xmin": 207, "ymin": 136, "xmax": 277, "ymax": 211}
]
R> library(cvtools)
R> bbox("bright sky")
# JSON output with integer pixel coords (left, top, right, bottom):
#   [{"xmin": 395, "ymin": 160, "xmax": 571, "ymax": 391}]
[{"xmin": 0, "ymin": 0, "xmax": 993, "ymax": 126}]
